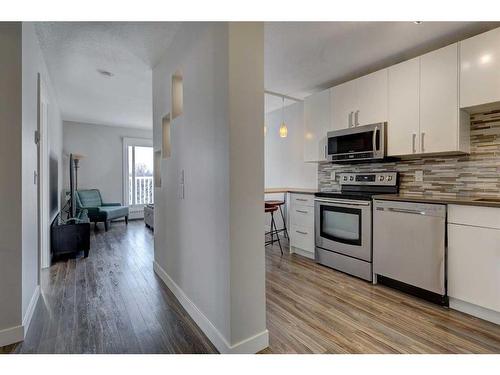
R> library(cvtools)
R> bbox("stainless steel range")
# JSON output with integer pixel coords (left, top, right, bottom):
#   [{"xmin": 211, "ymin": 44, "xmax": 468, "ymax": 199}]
[{"xmin": 314, "ymin": 172, "xmax": 399, "ymax": 281}]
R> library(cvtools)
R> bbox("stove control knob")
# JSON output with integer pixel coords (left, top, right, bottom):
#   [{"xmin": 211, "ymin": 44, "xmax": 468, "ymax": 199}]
[
  {"xmin": 379, "ymin": 175, "xmax": 385, "ymax": 181},
  {"xmin": 349, "ymin": 176, "xmax": 354, "ymax": 181},
  {"xmin": 343, "ymin": 176, "xmax": 348, "ymax": 181},
  {"xmin": 387, "ymin": 175, "xmax": 393, "ymax": 181}
]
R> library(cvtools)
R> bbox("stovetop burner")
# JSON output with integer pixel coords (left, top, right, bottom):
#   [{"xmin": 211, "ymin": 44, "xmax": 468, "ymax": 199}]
[{"xmin": 316, "ymin": 172, "xmax": 399, "ymax": 201}]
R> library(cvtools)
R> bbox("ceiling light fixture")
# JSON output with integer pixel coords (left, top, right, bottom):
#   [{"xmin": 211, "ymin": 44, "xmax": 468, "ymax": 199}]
[
  {"xmin": 413, "ymin": 21, "xmax": 423, "ymax": 25},
  {"xmin": 97, "ymin": 69, "xmax": 114, "ymax": 77},
  {"xmin": 279, "ymin": 97, "xmax": 288, "ymax": 138}
]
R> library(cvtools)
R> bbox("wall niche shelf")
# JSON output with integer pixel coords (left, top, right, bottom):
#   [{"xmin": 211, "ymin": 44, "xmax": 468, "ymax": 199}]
[
  {"xmin": 162, "ymin": 113, "xmax": 172, "ymax": 159},
  {"xmin": 171, "ymin": 71, "xmax": 183, "ymax": 119}
]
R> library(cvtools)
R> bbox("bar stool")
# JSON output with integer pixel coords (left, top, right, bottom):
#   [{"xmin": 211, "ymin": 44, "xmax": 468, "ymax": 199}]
[
  {"xmin": 265, "ymin": 205, "xmax": 283, "ymax": 255},
  {"xmin": 265, "ymin": 200, "xmax": 289, "ymax": 240}
]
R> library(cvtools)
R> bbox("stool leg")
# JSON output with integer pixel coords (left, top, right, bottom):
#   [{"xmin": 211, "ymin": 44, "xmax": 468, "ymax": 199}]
[
  {"xmin": 278, "ymin": 205, "xmax": 289, "ymax": 239},
  {"xmin": 272, "ymin": 212, "xmax": 283, "ymax": 255}
]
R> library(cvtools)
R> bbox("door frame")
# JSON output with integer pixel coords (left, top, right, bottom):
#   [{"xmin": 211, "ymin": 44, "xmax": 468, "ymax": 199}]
[
  {"xmin": 37, "ymin": 73, "xmax": 50, "ymax": 272},
  {"xmin": 122, "ymin": 137, "xmax": 154, "ymax": 217}
]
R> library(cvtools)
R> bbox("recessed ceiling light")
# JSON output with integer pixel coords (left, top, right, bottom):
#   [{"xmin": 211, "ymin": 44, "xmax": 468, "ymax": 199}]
[
  {"xmin": 97, "ymin": 69, "xmax": 114, "ymax": 77},
  {"xmin": 413, "ymin": 21, "xmax": 423, "ymax": 25}
]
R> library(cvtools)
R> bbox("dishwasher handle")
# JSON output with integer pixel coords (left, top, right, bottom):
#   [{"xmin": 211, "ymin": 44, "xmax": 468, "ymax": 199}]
[{"xmin": 377, "ymin": 207, "xmax": 426, "ymax": 215}]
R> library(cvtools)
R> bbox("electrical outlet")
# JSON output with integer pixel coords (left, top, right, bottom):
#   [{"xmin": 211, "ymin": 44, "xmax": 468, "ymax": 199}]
[{"xmin": 415, "ymin": 170, "xmax": 424, "ymax": 182}]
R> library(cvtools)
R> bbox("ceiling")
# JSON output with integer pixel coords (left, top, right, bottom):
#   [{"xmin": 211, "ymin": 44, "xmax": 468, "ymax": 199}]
[
  {"xmin": 36, "ymin": 22, "xmax": 500, "ymax": 126},
  {"xmin": 35, "ymin": 22, "xmax": 181, "ymax": 129},
  {"xmin": 264, "ymin": 21, "xmax": 500, "ymax": 112}
]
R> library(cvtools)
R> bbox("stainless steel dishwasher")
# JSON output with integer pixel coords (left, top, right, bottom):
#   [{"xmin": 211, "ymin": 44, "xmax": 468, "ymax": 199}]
[{"xmin": 373, "ymin": 199, "xmax": 447, "ymax": 305}]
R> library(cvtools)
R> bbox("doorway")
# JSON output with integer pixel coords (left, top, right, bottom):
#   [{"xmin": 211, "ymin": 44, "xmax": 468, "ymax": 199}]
[
  {"xmin": 123, "ymin": 138, "xmax": 154, "ymax": 219},
  {"xmin": 37, "ymin": 74, "xmax": 50, "ymax": 274}
]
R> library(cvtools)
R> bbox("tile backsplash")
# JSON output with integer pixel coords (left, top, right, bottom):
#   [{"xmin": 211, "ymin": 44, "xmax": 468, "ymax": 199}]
[{"xmin": 318, "ymin": 111, "xmax": 500, "ymax": 198}]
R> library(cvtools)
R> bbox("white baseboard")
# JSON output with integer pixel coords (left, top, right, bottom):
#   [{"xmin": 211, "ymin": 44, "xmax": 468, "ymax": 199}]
[
  {"xmin": 153, "ymin": 261, "xmax": 268, "ymax": 353},
  {"xmin": 450, "ymin": 298, "xmax": 500, "ymax": 325},
  {"xmin": 22, "ymin": 285, "xmax": 40, "ymax": 336},
  {"xmin": 0, "ymin": 325, "xmax": 23, "ymax": 348},
  {"xmin": 290, "ymin": 246, "xmax": 315, "ymax": 260}
]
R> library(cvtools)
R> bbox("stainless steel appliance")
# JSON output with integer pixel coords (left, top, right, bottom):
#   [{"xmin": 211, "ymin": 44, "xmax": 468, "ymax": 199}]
[
  {"xmin": 314, "ymin": 172, "xmax": 398, "ymax": 281},
  {"xmin": 373, "ymin": 200, "xmax": 447, "ymax": 305},
  {"xmin": 326, "ymin": 122, "xmax": 386, "ymax": 163}
]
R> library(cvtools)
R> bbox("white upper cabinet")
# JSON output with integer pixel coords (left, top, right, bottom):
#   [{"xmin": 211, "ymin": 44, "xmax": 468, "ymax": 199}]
[
  {"xmin": 331, "ymin": 80, "xmax": 357, "ymax": 130},
  {"xmin": 460, "ymin": 27, "xmax": 500, "ymax": 110},
  {"xmin": 356, "ymin": 69, "xmax": 388, "ymax": 126},
  {"xmin": 304, "ymin": 89, "xmax": 331, "ymax": 162},
  {"xmin": 387, "ymin": 57, "xmax": 420, "ymax": 156},
  {"xmin": 331, "ymin": 69, "xmax": 388, "ymax": 129},
  {"xmin": 420, "ymin": 43, "xmax": 462, "ymax": 154},
  {"xmin": 387, "ymin": 43, "xmax": 469, "ymax": 156}
]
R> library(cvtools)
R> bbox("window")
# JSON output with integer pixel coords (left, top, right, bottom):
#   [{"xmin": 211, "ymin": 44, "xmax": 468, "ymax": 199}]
[{"xmin": 123, "ymin": 138, "xmax": 154, "ymax": 207}]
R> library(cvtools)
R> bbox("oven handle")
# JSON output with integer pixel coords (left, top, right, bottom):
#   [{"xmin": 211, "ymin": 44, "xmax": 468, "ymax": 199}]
[{"xmin": 314, "ymin": 198, "xmax": 371, "ymax": 207}]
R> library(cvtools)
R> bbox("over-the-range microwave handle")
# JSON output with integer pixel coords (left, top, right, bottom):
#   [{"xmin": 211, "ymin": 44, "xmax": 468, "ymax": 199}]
[
  {"xmin": 372, "ymin": 126, "xmax": 379, "ymax": 152},
  {"xmin": 315, "ymin": 198, "xmax": 371, "ymax": 207}
]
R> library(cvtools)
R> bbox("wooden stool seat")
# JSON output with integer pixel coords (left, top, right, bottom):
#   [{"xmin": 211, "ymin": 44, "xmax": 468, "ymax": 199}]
[
  {"xmin": 265, "ymin": 206, "xmax": 278, "ymax": 213},
  {"xmin": 265, "ymin": 200, "xmax": 285, "ymax": 206}
]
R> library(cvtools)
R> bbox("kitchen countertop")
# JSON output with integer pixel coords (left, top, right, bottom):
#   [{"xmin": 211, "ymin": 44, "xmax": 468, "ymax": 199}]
[
  {"xmin": 265, "ymin": 187, "xmax": 318, "ymax": 195},
  {"xmin": 372, "ymin": 194, "xmax": 500, "ymax": 208}
]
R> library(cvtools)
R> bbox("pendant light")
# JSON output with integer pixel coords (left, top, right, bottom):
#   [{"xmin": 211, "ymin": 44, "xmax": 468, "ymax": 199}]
[{"xmin": 279, "ymin": 97, "xmax": 288, "ymax": 138}]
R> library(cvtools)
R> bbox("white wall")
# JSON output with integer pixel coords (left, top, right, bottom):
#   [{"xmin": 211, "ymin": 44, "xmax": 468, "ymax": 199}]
[
  {"xmin": 0, "ymin": 22, "xmax": 63, "ymax": 346},
  {"xmin": 0, "ymin": 22, "xmax": 23, "ymax": 342},
  {"xmin": 63, "ymin": 121, "xmax": 152, "ymax": 204},
  {"xmin": 152, "ymin": 22, "xmax": 267, "ymax": 353},
  {"xmin": 265, "ymin": 102, "xmax": 317, "ymax": 189},
  {"xmin": 21, "ymin": 22, "xmax": 63, "ymax": 321}
]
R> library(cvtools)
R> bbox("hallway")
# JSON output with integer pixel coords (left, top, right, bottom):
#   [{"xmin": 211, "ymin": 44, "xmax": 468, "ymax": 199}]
[{"xmin": 4, "ymin": 221, "xmax": 216, "ymax": 354}]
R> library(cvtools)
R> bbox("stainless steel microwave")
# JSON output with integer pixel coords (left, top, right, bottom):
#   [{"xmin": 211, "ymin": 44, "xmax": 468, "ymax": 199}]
[{"xmin": 326, "ymin": 122, "xmax": 386, "ymax": 162}]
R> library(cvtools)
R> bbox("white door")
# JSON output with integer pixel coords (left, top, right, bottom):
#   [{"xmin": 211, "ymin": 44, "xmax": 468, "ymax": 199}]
[
  {"xmin": 37, "ymin": 74, "xmax": 50, "ymax": 271},
  {"xmin": 448, "ymin": 224, "xmax": 500, "ymax": 312},
  {"xmin": 331, "ymin": 79, "xmax": 357, "ymax": 130},
  {"xmin": 356, "ymin": 69, "xmax": 388, "ymax": 126},
  {"xmin": 123, "ymin": 138, "xmax": 154, "ymax": 219},
  {"xmin": 303, "ymin": 89, "xmax": 330, "ymax": 162},
  {"xmin": 387, "ymin": 57, "xmax": 420, "ymax": 156},
  {"xmin": 460, "ymin": 27, "xmax": 500, "ymax": 109},
  {"xmin": 420, "ymin": 43, "xmax": 459, "ymax": 154}
]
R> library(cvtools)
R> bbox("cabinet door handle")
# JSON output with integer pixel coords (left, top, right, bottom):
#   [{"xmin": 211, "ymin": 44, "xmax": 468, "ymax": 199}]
[
  {"xmin": 354, "ymin": 110, "xmax": 360, "ymax": 126},
  {"xmin": 348, "ymin": 111, "xmax": 354, "ymax": 127},
  {"xmin": 296, "ymin": 198, "xmax": 308, "ymax": 202},
  {"xmin": 296, "ymin": 210, "xmax": 308, "ymax": 214},
  {"xmin": 421, "ymin": 132, "xmax": 425, "ymax": 152},
  {"xmin": 412, "ymin": 133, "xmax": 416, "ymax": 153},
  {"xmin": 296, "ymin": 230, "xmax": 308, "ymax": 235}
]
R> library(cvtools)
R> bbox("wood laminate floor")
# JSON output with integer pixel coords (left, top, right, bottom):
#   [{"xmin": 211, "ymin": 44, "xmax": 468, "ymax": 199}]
[
  {"xmin": 2, "ymin": 223, "xmax": 499, "ymax": 354},
  {"xmin": 262, "ymin": 240, "xmax": 500, "ymax": 354},
  {"xmin": 1, "ymin": 221, "xmax": 217, "ymax": 354}
]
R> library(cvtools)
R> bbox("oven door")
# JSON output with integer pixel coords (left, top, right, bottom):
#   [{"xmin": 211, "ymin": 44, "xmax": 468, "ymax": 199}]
[{"xmin": 315, "ymin": 198, "xmax": 372, "ymax": 261}]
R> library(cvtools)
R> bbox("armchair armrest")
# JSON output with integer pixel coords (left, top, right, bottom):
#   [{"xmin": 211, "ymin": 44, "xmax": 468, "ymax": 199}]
[{"xmin": 101, "ymin": 203, "xmax": 122, "ymax": 207}]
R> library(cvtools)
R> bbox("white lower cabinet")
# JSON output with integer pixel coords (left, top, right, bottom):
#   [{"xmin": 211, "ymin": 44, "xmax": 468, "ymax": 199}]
[
  {"xmin": 288, "ymin": 193, "xmax": 315, "ymax": 259},
  {"xmin": 447, "ymin": 204, "xmax": 500, "ymax": 324}
]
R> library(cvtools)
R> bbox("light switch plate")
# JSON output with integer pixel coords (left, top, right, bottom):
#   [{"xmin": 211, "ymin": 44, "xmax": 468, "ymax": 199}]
[
  {"xmin": 331, "ymin": 171, "xmax": 336, "ymax": 181},
  {"xmin": 415, "ymin": 170, "xmax": 424, "ymax": 182}
]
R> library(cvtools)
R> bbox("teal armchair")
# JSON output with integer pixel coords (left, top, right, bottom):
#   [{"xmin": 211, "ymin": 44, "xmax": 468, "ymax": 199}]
[{"xmin": 75, "ymin": 189, "xmax": 129, "ymax": 231}]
